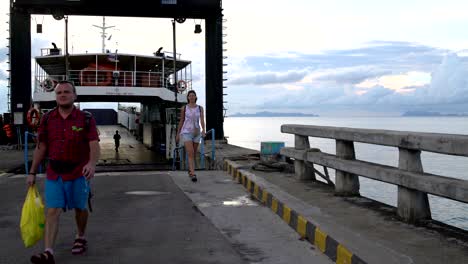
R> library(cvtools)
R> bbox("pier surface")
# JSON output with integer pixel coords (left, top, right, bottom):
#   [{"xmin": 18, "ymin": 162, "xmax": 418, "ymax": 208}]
[
  {"xmin": 215, "ymin": 142, "xmax": 468, "ymax": 264},
  {"xmin": 0, "ymin": 126, "xmax": 466, "ymax": 263},
  {"xmin": 0, "ymin": 171, "xmax": 332, "ymax": 264}
]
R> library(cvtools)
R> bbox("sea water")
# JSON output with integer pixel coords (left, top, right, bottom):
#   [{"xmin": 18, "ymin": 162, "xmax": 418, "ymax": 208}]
[{"xmin": 225, "ymin": 116, "xmax": 468, "ymax": 230}]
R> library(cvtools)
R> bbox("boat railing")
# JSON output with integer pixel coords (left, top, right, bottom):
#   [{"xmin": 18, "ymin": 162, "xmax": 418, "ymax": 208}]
[
  {"xmin": 34, "ymin": 75, "xmax": 66, "ymax": 93},
  {"xmin": 280, "ymin": 124, "xmax": 468, "ymax": 224},
  {"xmin": 161, "ymin": 51, "xmax": 181, "ymax": 60},
  {"xmin": 40, "ymin": 48, "xmax": 62, "ymax": 56},
  {"xmin": 172, "ymin": 129, "xmax": 216, "ymax": 171},
  {"xmin": 200, "ymin": 129, "xmax": 216, "ymax": 169},
  {"xmin": 35, "ymin": 70, "xmax": 192, "ymax": 92},
  {"xmin": 23, "ymin": 131, "xmax": 45, "ymax": 174}
]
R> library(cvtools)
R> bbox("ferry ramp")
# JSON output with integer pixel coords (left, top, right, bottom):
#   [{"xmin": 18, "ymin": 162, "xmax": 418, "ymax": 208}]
[
  {"xmin": 96, "ymin": 125, "xmax": 170, "ymax": 171},
  {"xmin": 1, "ymin": 126, "xmax": 467, "ymax": 263},
  {"xmin": 0, "ymin": 170, "xmax": 332, "ymax": 264}
]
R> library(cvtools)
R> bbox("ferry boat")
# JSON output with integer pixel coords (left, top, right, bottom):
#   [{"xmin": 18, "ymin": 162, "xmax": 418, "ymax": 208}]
[{"xmin": 32, "ymin": 41, "xmax": 191, "ymax": 161}]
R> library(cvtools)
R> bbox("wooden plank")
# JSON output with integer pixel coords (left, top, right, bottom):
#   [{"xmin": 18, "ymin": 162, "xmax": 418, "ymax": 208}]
[
  {"xmin": 281, "ymin": 124, "xmax": 468, "ymax": 156},
  {"xmin": 281, "ymin": 147, "xmax": 468, "ymax": 203}
]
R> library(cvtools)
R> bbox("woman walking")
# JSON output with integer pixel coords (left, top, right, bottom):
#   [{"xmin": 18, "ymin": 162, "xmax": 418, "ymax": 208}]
[{"xmin": 176, "ymin": 90, "xmax": 206, "ymax": 182}]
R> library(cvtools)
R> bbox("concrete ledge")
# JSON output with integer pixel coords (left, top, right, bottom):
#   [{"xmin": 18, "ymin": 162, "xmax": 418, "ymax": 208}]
[
  {"xmin": 224, "ymin": 160, "xmax": 434, "ymax": 264},
  {"xmin": 224, "ymin": 159, "xmax": 368, "ymax": 264},
  {"xmin": 281, "ymin": 147, "xmax": 468, "ymax": 203},
  {"xmin": 281, "ymin": 124, "xmax": 468, "ymax": 156},
  {"xmin": 0, "ymin": 172, "xmax": 13, "ymax": 178}
]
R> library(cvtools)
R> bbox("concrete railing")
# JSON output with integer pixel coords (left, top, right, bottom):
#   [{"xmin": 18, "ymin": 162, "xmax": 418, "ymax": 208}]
[{"xmin": 280, "ymin": 124, "xmax": 468, "ymax": 223}]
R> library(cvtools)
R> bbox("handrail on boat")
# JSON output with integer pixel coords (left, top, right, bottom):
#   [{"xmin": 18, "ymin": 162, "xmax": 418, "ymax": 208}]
[
  {"xmin": 24, "ymin": 131, "xmax": 44, "ymax": 175},
  {"xmin": 199, "ymin": 129, "xmax": 216, "ymax": 169},
  {"xmin": 172, "ymin": 129, "xmax": 216, "ymax": 171},
  {"xmin": 34, "ymin": 71, "xmax": 192, "ymax": 92},
  {"xmin": 172, "ymin": 145, "xmax": 185, "ymax": 171}
]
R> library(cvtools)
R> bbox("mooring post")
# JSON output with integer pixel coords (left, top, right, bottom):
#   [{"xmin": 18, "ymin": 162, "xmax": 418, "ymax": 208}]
[
  {"xmin": 294, "ymin": 135, "xmax": 315, "ymax": 181},
  {"xmin": 397, "ymin": 148, "xmax": 431, "ymax": 223},
  {"xmin": 335, "ymin": 140, "xmax": 360, "ymax": 196}
]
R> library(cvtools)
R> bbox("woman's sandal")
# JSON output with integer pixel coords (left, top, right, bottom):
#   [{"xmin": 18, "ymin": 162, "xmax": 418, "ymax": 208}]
[
  {"xmin": 30, "ymin": 251, "xmax": 55, "ymax": 264},
  {"xmin": 71, "ymin": 238, "xmax": 87, "ymax": 255},
  {"xmin": 189, "ymin": 172, "xmax": 198, "ymax": 182}
]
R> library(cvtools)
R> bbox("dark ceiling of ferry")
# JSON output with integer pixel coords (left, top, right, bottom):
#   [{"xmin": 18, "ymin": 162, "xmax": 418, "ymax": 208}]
[{"xmin": 13, "ymin": 0, "xmax": 221, "ymax": 18}]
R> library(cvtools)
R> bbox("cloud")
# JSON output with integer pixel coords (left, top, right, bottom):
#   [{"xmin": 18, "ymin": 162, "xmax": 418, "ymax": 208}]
[
  {"xmin": 356, "ymin": 71, "xmax": 430, "ymax": 92},
  {"xmin": 0, "ymin": 47, "xmax": 9, "ymax": 113},
  {"xmin": 228, "ymin": 70, "xmax": 308, "ymax": 85},
  {"xmin": 243, "ymin": 41, "xmax": 445, "ymax": 73},
  {"xmin": 314, "ymin": 67, "xmax": 391, "ymax": 85},
  {"xmin": 416, "ymin": 53, "xmax": 468, "ymax": 104},
  {"xmin": 0, "ymin": 47, "xmax": 8, "ymax": 79},
  {"xmin": 227, "ymin": 42, "xmax": 468, "ymax": 115}
]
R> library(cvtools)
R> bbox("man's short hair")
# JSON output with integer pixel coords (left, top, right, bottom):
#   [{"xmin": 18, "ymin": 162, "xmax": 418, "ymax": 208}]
[{"xmin": 56, "ymin": 80, "xmax": 76, "ymax": 94}]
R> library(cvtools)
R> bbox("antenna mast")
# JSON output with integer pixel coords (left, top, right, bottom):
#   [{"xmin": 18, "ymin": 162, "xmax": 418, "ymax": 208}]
[{"xmin": 92, "ymin": 17, "xmax": 115, "ymax": 53}]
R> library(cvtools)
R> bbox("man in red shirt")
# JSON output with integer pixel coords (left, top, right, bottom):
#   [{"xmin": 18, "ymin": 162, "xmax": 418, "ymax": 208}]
[{"xmin": 27, "ymin": 81, "xmax": 100, "ymax": 264}]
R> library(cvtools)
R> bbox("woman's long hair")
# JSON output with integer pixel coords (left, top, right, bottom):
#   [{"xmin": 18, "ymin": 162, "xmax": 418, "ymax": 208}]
[{"xmin": 187, "ymin": 90, "xmax": 197, "ymax": 103}]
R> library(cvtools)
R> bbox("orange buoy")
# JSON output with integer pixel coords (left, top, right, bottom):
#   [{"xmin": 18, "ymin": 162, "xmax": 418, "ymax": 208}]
[
  {"xmin": 27, "ymin": 108, "xmax": 40, "ymax": 128},
  {"xmin": 3, "ymin": 124, "xmax": 13, "ymax": 138}
]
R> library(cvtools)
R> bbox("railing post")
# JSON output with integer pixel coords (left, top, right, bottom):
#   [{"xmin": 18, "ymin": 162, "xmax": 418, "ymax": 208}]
[
  {"xmin": 397, "ymin": 148, "xmax": 431, "ymax": 223},
  {"xmin": 200, "ymin": 137, "xmax": 205, "ymax": 169},
  {"xmin": 294, "ymin": 135, "xmax": 315, "ymax": 181},
  {"xmin": 335, "ymin": 140, "xmax": 360, "ymax": 196},
  {"xmin": 24, "ymin": 131, "xmax": 29, "ymax": 174},
  {"xmin": 211, "ymin": 129, "xmax": 215, "ymax": 162}
]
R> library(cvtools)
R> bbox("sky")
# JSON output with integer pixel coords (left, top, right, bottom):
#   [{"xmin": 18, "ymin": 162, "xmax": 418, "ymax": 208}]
[{"xmin": 1, "ymin": 0, "xmax": 468, "ymax": 116}]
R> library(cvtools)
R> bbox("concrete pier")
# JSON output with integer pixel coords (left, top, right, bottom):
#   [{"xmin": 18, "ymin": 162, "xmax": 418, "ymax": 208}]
[
  {"xmin": 218, "ymin": 142, "xmax": 468, "ymax": 264},
  {"xmin": 0, "ymin": 126, "xmax": 466, "ymax": 263}
]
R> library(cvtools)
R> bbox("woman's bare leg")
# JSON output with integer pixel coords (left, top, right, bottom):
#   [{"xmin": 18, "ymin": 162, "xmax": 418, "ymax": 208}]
[
  {"xmin": 193, "ymin": 142, "xmax": 199, "ymax": 172},
  {"xmin": 184, "ymin": 141, "xmax": 195, "ymax": 175}
]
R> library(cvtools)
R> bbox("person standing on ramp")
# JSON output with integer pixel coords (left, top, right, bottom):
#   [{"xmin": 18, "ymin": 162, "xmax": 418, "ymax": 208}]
[
  {"xmin": 27, "ymin": 80, "xmax": 100, "ymax": 264},
  {"xmin": 176, "ymin": 90, "xmax": 206, "ymax": 182},
  {"xmin": 113, "ymin": 130, "xmax": 121, "ymax": 152}
]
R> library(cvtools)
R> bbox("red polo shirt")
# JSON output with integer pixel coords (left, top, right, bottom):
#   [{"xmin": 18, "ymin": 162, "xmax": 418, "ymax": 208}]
[{"xmin": 37, "ymin": 107, "xmax": 99, "ymax": 181}]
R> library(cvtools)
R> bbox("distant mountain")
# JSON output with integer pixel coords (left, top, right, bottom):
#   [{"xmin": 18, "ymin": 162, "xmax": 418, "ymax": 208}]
[
  {"xmin": 230, "ymin": 111, "xmax": 319, "ymax": 117},
  {"xmin": 402, "ymin": 111, "xmax": 468, "ymax": 117}
]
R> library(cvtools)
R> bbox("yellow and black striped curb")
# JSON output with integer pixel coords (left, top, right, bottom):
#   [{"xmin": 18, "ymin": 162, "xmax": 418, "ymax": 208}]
[
  {"xmin": 224, "ymin": 160, "xmax": 367, "ymax": 264},
  {"xmin": 0, "ymin": 172, "xmax": 13, "ymax": 178}
]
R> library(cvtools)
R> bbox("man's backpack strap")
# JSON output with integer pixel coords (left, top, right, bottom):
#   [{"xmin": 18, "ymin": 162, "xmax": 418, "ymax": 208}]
[
  {"xmin": 39, "ymin": 108, "xmax": 56, "ymax": 140},
  {"xmin": 41, "ymin": 107, "xmax": 56, "ymax": 127},
  {"xmin": 82, "ymin": 111, "xmax": 92, "ymax": 131}
]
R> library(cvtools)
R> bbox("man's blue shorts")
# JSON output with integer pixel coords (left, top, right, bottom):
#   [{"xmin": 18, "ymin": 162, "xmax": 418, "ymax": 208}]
[{"xmin": 45, "ymin": 175, "xmax": 89, "ymax": 211}]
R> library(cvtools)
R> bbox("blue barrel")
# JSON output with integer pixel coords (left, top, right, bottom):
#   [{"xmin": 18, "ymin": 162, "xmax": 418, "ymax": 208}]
[{"xmin": 260, "ymin": 141, "xmax": 285, "ymax": 162}]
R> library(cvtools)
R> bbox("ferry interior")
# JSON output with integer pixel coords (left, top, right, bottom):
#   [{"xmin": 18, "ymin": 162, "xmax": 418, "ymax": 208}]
[{"xmin": 32, "ymin": 46, "xmax": 192, "ymax": 169}]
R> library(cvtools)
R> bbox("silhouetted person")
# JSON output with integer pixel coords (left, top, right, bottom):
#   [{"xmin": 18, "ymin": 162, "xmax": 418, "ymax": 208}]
[
  {"xmin": 113, "ymin": 130, "xmax": 121, "ymax": 152},
  {"xmin": 155, "ymin": 47, "xmax": 164, "ymax": 57},
  {"xmin": 50, "ymin": 42, "xmax": 60, "ymax": 55}
]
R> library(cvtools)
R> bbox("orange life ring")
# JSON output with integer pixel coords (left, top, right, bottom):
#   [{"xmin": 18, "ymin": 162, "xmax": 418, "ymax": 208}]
[
  {"xmin": 3, "ymin": 124, "xmax": 13, "ymax": 138},
  {"xmin": 40, "ymin": 78, "xmax": 57, "ymax": 92},
  {"xmin": 27, "ymin": 108, "xmax": 40, "ymax": 128},
  {"xmin": 177, "ymin": 80, "xmax": 187, "ymax": 92}
]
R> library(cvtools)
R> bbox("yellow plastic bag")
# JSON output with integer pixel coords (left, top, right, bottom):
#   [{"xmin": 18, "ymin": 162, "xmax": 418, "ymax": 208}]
[{"xmin": 20, "ymin": 185, "xmax": 45, "ymax": 247}]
